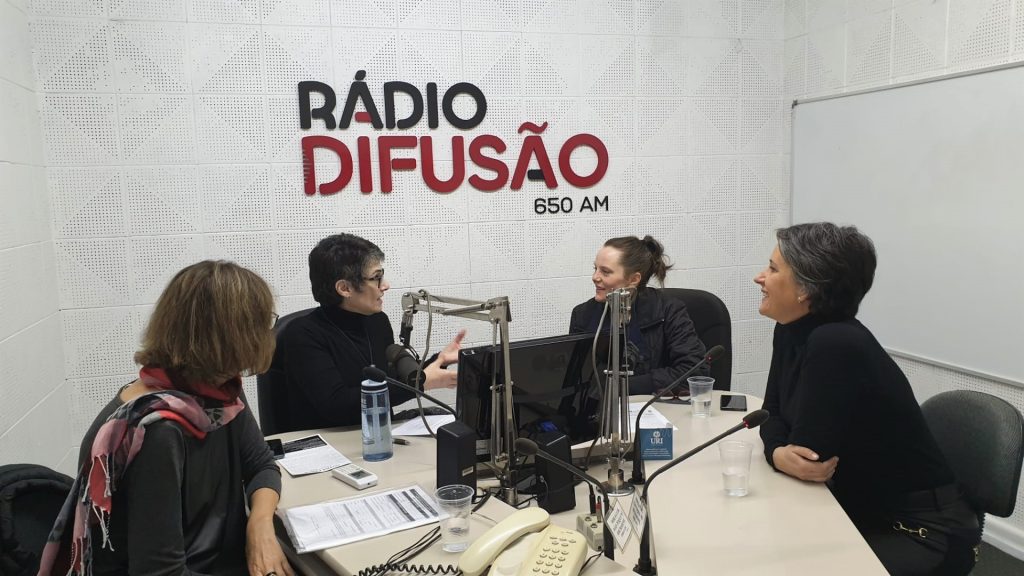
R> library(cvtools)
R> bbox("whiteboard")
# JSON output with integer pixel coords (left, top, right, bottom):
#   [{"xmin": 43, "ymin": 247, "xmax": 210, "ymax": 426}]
[{"xmin": 792, "ymin": 64, "xmax": 1024, "ymax": 385}]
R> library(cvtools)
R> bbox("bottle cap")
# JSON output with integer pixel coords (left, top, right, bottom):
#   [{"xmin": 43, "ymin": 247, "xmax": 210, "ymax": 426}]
[{"xmin": 361, "ymin": 378, "xmax": 388, "ymax": 392}]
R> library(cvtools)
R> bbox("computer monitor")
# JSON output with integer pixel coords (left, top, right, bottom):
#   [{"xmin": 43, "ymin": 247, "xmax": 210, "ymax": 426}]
[{"xmin": 456, "ymin": 332, "xmax": 611, "ymax": 461}]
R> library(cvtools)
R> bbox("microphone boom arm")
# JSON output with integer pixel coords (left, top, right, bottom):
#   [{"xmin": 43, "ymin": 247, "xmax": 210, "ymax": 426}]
[{"xmin": 399, "ymin": 290, "xmax": 518, "ymax": 504}]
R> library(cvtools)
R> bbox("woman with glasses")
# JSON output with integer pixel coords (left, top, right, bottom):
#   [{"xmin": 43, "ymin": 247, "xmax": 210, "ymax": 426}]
[{"xmin": 273, "ymin": 233, "xmax": 464, "ymax": 429}]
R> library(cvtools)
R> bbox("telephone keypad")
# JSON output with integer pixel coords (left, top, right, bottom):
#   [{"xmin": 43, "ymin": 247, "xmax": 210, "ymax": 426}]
[{"xmin": 517, "ymin": 526, "xmax": 588, "ymax": 576}]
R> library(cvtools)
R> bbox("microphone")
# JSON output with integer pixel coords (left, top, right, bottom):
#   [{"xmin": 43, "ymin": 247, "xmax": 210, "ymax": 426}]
[
  {"xmin": 362, "ymin": 365, "xmax": 455, "ymax": 420},
  {"xmin": 385, "ymin": 343, "xmax": 426, "ymax": 388},
  {"xmin": 634, "ymin": 409, "xmax": 768, "ymax": 575},
  {"xmin": 631, "ymin": 345, "xmax": 726, "ymax": 484},
  {"xmin": 515, "ymin": 438, "xmax": 615, "ymax": 561}
]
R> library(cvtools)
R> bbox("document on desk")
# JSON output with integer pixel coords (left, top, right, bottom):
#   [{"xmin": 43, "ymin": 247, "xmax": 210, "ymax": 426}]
[
  {"xmin": 279, "ymin": 484, "xmax": 446, "ymax": 553},
  {"xmin": 277, "ymin": 434, "xmax": 351, "ymax": 476},
  {"xmin": 628, "ymin": 403, "xmax": 676, "ymax": 431},
  {"xmin": 391, "ymin": 414, "xmax": 455, "ymax": 436}
]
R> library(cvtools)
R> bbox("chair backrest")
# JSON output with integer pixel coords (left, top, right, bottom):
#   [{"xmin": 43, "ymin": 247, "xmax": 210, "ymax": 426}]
[
  {"xmin": 921, "ymin": 390, "xmax": 1024, "ymax": 518},
  {"xmin": 659, "ymin": 288, "xmax": 732, "ymax": 391},
  {"xmin": 0, "ymin": 464, "xmax": 73, "ymax": 575},
  {"xmin": 257, "ymin": 307, "xmax": 317, "ymax": 436}
]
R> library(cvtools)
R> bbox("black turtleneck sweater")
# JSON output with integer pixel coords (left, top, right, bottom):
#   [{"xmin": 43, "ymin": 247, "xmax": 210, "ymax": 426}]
[
  {"xmin": 760, "ymin": 314, "xmax": 954, "ymax": 518},
  {"xmin": 274, "ymin": 306, "xmax": 415, "ymax": 429}
]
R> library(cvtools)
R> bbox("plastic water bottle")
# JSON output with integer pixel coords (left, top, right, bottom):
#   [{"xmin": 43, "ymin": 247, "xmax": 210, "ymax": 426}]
[{"xmin": 361, "ymin": 378, "xmax": 393, "ymax": 461}]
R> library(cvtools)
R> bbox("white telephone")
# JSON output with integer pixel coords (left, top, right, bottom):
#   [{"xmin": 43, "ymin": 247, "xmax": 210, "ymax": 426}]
[{"xmin": 458, "ymin": 508, "xmax": 589, "ymax": 576}]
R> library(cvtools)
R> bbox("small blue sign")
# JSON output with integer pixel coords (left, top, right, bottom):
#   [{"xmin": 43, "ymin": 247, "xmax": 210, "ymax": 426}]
[{"xmin": 638, "ymin": 427, "xmax": 673, "ymax": 460}]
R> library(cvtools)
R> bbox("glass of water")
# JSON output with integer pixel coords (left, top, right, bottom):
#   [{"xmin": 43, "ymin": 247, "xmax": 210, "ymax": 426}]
[
  {"xmin": 434, "ymin": 484, "xmax": 474, "ymax": 552},
  {"xmin": 718, "ymin": 440, "xmax": 753, "ymax": 497},
  {"xmin": 687, "ymin": 376, "xmax": 715, "ymax": 418}
]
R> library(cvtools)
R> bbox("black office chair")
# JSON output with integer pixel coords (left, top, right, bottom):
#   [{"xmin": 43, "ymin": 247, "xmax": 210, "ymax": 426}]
[
  {"xmin": 660, "ymin": 288, "xmax": 732, "ymax": 391},
  {"xmin": 0, "ymin": 464, "xmax": 73, "ymax": 575},
  {"xmin": 256, "ymin": 307, "xmax": 317, "ymax": 436},
  {"xmin": 920, "ymin": 390, "xmax": 1024, "ymax": 532}
]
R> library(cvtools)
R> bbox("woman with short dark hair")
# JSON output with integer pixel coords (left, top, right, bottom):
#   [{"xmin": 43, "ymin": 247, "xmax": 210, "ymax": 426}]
[
  {"xmin": 40, "ymin": 261, "xmax": 290, "ymax": 576},
  {"xmin": 274, "ymin": 233, "xmax": 464, "ymax": 430},
  {"xmin": 756, "ymin": 222, "xmax": 979, "ymax": 575},
  {"xmin": 569, "ymin": 235, "xmax": 706, "ymax": 396}
]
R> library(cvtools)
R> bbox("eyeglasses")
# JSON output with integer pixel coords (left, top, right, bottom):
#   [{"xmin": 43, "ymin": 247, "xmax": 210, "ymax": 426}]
[
  {"xmin": 271, "ymin": 312, "xmax": 280, "ymax": 327},
  {"xmin": 364, "ymin": 270, "xmax": 385, "ymax": 289}
]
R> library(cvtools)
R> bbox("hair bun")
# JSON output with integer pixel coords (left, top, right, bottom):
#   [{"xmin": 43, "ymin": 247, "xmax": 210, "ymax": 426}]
[{"xmin": 642, "ymin": 235, "xmax": 664, "ymax": 257}]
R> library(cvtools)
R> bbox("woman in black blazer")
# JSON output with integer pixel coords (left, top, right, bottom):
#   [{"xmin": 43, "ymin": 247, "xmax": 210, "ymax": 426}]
[{"xmin": 569, "ymin": 235, "xmax": 706, "ymax": 396}]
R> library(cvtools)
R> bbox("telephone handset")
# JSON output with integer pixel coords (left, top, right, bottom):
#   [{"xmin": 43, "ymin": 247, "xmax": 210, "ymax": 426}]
[{"xmin": 458, "ymin": 507, "xmax": 589, "ymax": 576}]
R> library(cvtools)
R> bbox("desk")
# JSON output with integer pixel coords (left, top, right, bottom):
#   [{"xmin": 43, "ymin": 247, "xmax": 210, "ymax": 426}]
[{"xmin": 272, "ymin": 392, "xmax": 887, "ymax": 575}]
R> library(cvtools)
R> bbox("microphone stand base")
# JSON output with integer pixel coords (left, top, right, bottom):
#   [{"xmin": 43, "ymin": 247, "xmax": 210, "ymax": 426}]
[
  {"xmin": 598, "ymin": 477, "xmax": 634, "ymax": 496},
  {"xmin": 602, "ymin": 467, "xmax": 636, "ymax": 496},
  {"xmin": 633, "ymin": 561, "xmax": 656, "ymax": 575}
]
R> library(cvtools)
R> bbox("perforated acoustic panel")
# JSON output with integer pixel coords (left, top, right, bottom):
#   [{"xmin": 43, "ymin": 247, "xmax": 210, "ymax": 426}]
[{"xmin": 29, "ymin": 0, "xmax": 795, "ymax": 465}]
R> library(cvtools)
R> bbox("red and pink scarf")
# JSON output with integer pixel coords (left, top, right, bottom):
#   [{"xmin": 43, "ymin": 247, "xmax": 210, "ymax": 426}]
[{"xmin": 37, "ymin": 367, "xmax": 245, "ymax": 576}]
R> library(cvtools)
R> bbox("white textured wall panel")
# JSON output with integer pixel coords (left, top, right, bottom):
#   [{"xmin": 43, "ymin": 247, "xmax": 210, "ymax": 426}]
[
  {"xmin": 0, "ymin": 248, "xmax": 59, "ymax": 346},
  {"xmin": 1, "ymin": 1, "xmax": 64, "ymax": 472},
  {"xmin": 263, "ymin": 27, "xmax": 332, "ymax": 94},
  {"xmin": 892, "ymin": 0, "xmax": 947, "ymax": 80},
  {"xmin": 263, "ymin": 0, "xmax": 329, "ymax": 26},
  {"xmin": 40, "ymin": 94, "xmax": 119, "ymax": 165},
  {"xmin": 845, "ymin": 10, "xmax": 892, "ymax": 88},
  {"xmin": 31, "ymin": 18, "xmax": 112, "ymax": 92},
  {"xmin": 0, "ymin": 80, "xmax": 43, "ymax": 165},
  {"xmin": 1, "ymin": 2, "xmax": 34, "ymax": 89},
  {"xmin": 188, "ymin": 0, "xmax": 260, "ymax": 24},
  {"xmin": 125, "ymin": 166, "xmax": 201, "ymax": 235},
  {"xmin": 0, "ymin": 315, "xmax": 63, "ymax": 432},
  {"xmin": 111, "ymin": 21, "xmax": 190, "ymax": 93},
  {"xmin": 55, "ymin": 239, "xmax": 130, "ymax": 307},
  {"xmin": 0, "ymin": 382, "xmax": 71, "ymax": 470},
  {"xmin": 198, "ymin": 165, "xmax": 270, "ymax": 232},
  {"xmin": 191, "ymin": 24, "xmax": 264, "ymax": 93},
  {"xmin": 109, "ymin": 0, "xmax": 186, "ymax": 21},
  {"xmin": 128, "ymin": 235, "xmax": 205, "ymax": 304},
  {"xmin": 462, "ymin": 0, "xmax": 520, "ymax": 32},
  {"xmin": 949, "ymin": 0, "xmax": 1012, "ymax": 69},
  {"xmin": 0, "ymin": 164, "xmax": 48, "ymax": 251}
]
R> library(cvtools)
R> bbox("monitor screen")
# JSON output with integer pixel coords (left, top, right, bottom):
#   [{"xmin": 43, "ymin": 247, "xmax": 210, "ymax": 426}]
[{"xmin": 456, "ymin": 332, "xmax": 611, "ymax": 460}]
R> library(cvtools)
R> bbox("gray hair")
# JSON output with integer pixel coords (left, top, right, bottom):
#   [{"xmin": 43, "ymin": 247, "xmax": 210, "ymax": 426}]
[{"xmin": 776, "ymin": 222, "xmax": 877, "ymax": 320}]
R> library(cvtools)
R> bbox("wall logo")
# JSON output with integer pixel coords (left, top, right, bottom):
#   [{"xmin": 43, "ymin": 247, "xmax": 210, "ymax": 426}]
[{"xmin": 298, "ymin": 71, "xmax": 611, "ymax": 210}]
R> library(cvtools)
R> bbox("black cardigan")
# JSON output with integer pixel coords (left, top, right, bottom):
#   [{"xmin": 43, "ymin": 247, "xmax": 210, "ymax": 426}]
[
  {"xmin": 760, "ymin": 314, "xmax": 954, "ymax": 516},
  {"xmin": 274, "ymin": 305, "xmax": 415, "ymax": 429},
  {"xmin": 81, "ymin": 391, "xmax": 280, "ymax": 575},
  {"xmin": 569, "ymin": 287, "xmax": 707, "ymax": 396}
]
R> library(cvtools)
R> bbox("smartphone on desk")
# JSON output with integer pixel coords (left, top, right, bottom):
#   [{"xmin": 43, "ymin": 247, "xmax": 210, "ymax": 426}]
[
  {"xmin": 266, "ymin": 439, "xmax": 285, "ymax": 460},
  {"xmin": 720, "ymin": 394, "xmax": 748, "ymax": 412}
]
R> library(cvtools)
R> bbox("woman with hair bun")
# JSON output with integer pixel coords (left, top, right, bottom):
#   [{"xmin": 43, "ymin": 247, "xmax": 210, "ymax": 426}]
[{"xmin": 569, "ymin": 235, "xmax": 707, "ymax": 396}]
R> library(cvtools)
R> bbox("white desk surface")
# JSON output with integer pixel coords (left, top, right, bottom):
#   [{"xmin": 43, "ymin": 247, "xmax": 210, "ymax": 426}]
[{"xmin": 271, "ymin": 392, "xmax": 887, "ymax": 576}]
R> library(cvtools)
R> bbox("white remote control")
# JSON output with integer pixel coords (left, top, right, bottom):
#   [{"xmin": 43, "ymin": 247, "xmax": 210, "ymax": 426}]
[{"xmin": 331, "ymin": 463, "xmax": 378, "ymax": 490}]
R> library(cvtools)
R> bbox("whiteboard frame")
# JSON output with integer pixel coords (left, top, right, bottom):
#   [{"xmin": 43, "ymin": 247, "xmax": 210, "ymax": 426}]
[{"xmin": 790, "ymin": 61, "xmax": 1024, "ymax": 387}]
